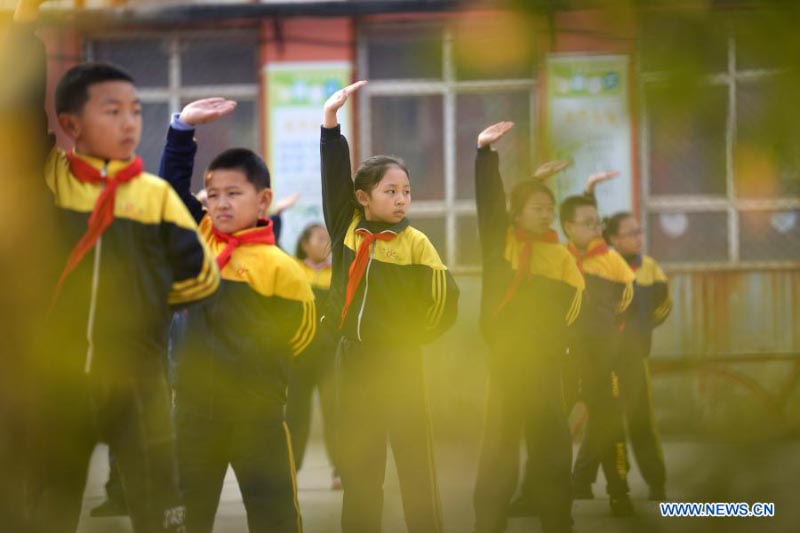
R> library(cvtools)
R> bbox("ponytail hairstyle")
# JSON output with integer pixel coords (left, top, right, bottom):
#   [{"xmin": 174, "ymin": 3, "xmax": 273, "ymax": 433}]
[
  {"xmin": 352, "ymin": 155, "xmax": 409, "ymax": 212},
  {"xmin": 295, "ymin": 222, "xmax": 326, "ymax": 260},
  {"xmin": 602, "ymin": 211, "xmax": 634, "ymax": 243}
]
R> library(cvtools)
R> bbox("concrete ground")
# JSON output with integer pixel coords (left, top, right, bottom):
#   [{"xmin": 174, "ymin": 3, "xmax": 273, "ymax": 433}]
[{"xmin": 75, "ymin": 435, "xmax": 797, "ymax": 533}]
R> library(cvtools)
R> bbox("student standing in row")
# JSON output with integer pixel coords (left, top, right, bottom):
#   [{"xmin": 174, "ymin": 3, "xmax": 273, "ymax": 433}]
[
  {"xmin": 10, "ymin": 2, "xmax": 220, "ymax": 532},
  {"xmin": 286, "ymin": 223, "xmax": 342, "ymax": 489},
  {"xmin": 321, "ymin": 81, "xmax": 460, "ymax": 533},
  {"xmin": 471, "ymin": 122, "xmax": 583, "ymax": 533},
  {"xmin": 160, "ymin": 97, "xmax": 316, "ymax": 533},
  {"xmin": 560, "ymin": 192, "xmax": 636, "ymax": 516},
  {"xmin": 571, "ymin": 173, "xmax": 672, "ymax": 501}
]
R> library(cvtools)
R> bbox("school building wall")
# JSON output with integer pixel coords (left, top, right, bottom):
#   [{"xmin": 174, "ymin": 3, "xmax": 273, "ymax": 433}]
[{"xmin": 32, "ymin": 5, "xmax": 800, "ymax": 437}]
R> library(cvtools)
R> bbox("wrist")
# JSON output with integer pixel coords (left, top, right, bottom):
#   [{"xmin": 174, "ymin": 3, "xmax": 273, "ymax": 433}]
[{"xmin": 322, "ymin": 110, "xmax": 339, "ymax": 129}]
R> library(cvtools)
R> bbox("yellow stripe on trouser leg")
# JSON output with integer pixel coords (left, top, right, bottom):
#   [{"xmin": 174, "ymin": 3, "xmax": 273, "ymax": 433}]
[{"xmin": 282, "ymin": 421, "xmax": 304, "ymax": 533}]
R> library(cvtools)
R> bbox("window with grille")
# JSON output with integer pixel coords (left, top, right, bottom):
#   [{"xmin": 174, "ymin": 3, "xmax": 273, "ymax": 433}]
[
  {"xmin": 358, "ymin": 19, "xmax": 538, "ymax": 271},
  {"xmin": 87, "ymin": 31, "xmax": 260, "ymax": 191},
  {"xmin": 640, "ymin": 10, "xmax": 800, "ymax": 268}
]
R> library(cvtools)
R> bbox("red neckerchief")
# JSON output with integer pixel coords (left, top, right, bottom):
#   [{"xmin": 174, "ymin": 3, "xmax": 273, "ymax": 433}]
[
  {"xmin": 339, "ymin": 228, "xmax": 397, "ymax": 328},
  {"xmin": 567, "ymin": 238, "xmax": 609, "ymax": 274},
  {"xmin": 496, "ymin": 228, "xmax": 559, "ymax": 314},
  {"xmin": 51, "ymin": 152, "xmax": 143, "ymax": 309},
  {"xmin": 211, "ymin": 218, "xmax": 276, "ymax": 270}
]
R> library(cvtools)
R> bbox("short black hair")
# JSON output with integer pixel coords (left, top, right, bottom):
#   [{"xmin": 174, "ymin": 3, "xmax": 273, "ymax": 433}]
[
  {"xmin": 207, "ymin": 148, "xmax": 271, "ymax": 191},
  {"xmin": 509, "ymin": 180, "xmax": 556, "ymax": 221},
  {"xmin": 55, "ymin": 62, "xmax": 135, "ymax": 115},
  {"xmin": 602, "ymin": 211, "xmax": 634, "ymax": 242},
  {"xmin": 559, "ymin": 194, "xmax": 597, "ymax": 233}
]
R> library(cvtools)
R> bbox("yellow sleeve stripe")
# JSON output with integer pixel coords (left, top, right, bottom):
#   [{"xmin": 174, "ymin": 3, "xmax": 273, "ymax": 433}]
[
  {"xmin": 616, "ymin": 281, "xmax": 634, "ymax": 315},
  {"xmin": 426, "ymin": 269, "xmax": 447, "ymax": 330},
  {"xmin": 653, "ymin": 296, "xmax": 673, "ymax": 323},
  {"xmin": 565, "ymin": 288, "xmax": 582, "ymax": 326},
  {"xmin": 290, "ymin": 300, "xmax": 317, "ymax": 356},
  {"xmin": 168, "ymin": 254, "xmax": 219, "ymax": 305}
]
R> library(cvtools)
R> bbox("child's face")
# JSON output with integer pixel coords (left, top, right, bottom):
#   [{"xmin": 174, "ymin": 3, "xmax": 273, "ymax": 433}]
[
  {"xmin": 356, "ymin": 167, "xmax": 411, "ymax": 224},
  {"xmin": 610, "ymin": 216, "xmax": 643, "ymax": 256},
  {"xmin": 302, "ymin": 226, "xmax": 331, "ymax": 263},
  {"xmin": 205, "ymin": 169, "xmax": 272, "ymax": 234},
  {"xmin": 515, "ymin": 192, "xmax": 555, "ymax": 235},
  {"xmin": 565, "ymin": 205, "xmax": 602, "ymax": 249},
  {"xmin": 59, "ymin": 81, "xmax": 142, "ymax": 161}
]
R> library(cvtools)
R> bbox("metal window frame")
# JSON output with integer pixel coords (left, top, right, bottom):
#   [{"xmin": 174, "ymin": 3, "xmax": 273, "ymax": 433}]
[
  {"xmin": 639, "ymin": 29, "xmax": 800, "ymax": 270},
  {"xmin": 86, "ymin": 30, "xmax": 260, "ymax": 117},
  {"xmin": 358, "ymin": 23, "xmax": 536, "ymax": 271}
]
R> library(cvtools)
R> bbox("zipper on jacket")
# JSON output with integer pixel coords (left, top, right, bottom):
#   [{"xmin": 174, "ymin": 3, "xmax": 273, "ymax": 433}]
[
  {"xmin": 355, "ymin": 244, "xmax": 374, "ymax": 342},
  {"xmin": 84, "ymin": 163, "xmax": 107, "ymax": 374}
]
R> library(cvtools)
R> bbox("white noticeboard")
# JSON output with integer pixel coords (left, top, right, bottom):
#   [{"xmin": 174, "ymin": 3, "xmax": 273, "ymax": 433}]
[
  {"xmin": 265, "ymin": 61, "xmax": 353, "ymax": 252},
  {"xmin": 544, "ymin": 54, "xmax": 635, "ymax": 218}
]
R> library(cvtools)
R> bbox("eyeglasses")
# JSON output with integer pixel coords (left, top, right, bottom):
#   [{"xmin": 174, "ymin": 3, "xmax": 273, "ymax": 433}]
[{"xmin": 573, "ymin": 219, "xmax": 603, "ymax": 230}]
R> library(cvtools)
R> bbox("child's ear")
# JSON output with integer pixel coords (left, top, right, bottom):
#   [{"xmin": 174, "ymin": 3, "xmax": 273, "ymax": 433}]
[
  {"xmin": 259, "ymin": 188, "xmax": 273, "ymax": 214},
  {"xmin": 57, "ymin": 113, "xmax": 81, "ymax": 139},
  {"xmin": 354, "ymin": 189, "xmax": 370, "ymax": 208}
]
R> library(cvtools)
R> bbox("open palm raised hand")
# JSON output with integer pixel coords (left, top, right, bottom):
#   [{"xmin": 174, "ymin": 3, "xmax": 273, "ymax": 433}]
[
  {"xmin": 179, "ymin": 98, "xmax": 238, "ymax": 127},
  {"xmin": 477, "ymin": 121, "xmax": 514, "ymax": 149}
]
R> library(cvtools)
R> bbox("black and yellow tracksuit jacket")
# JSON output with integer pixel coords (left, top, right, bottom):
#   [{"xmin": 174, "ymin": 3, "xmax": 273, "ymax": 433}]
[
  {"xmin": 10, "ymin": 24, "xmax": 219, "ymax": 379},
  {"xmin": 320, "ymin": 125, "xmax": 459, "ymax": 346},
  {"xmin": 569, "ymin": 239, "xmax": 635, "ymax": 341},
  {"xmin": 160, "ymin": 126, "xmax": 316, "ymax": 407},
  {"xmin": 475, "ymin": 146, "xmax": 584, "ymax": 347},
  {"xmin": 622, "ymin": 254, "xmax": 672, "ymax": 356},
  {"xmin": 297, "ymin": 259, "xmax": 332, "ymax": 307}
]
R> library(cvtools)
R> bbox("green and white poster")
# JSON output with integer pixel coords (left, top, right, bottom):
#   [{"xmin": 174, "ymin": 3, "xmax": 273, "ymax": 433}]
[
  {"xmin": 544, "ymin": 54, "xmax": 633, "ymax": 216},
  {"xmin": 265, "ymin": 61, "xmax": 352, "ymax": 250}
]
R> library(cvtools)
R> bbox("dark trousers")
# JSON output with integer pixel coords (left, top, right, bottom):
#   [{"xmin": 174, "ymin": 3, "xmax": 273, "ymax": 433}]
[
  {"xmin": 570, "ymin": 335, "xmax": 630, "ymax": 497},
  {"xmin": 473, "ymin": 348, "xmax": 573, "ymax": 533},
  {"xmin": 103, "ymin": 447, "xmax": 126, "ymax": 506},
  {"xmin": 285, "ymin": 334, "xmax": 338, "ymax": 472},
  {"xmin": 336, "ymin": 338, "xmax": 443, "ymax": 533},
  {"xmin": 572, "ymin": 354, "xmax": 665, "ymax": 490},
  {"xmin": 175, "ymin": 399, "xmax": 302, "ymax": 533},
  {"xmin": 31, "ymin": 372, "xmax": 184, "ymax": 533}
]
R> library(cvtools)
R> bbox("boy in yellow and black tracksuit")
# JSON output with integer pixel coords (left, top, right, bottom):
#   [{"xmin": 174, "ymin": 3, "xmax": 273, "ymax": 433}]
[
  {"xmin": 8, "ymin": 12, "xmax": 219, "ymax": 533},
  {"xmin": 160, "ymin": 120, "xmax": 316, "ymax": 532},
  {"xmin": 561, "ymin": 195, "xmax": 635, "ymax": 515},
  {"xmin": 321, "ymin": 125, "xmax": 459, "ymax": 533},
  {"xmin": 472, "ymin": 145, "xmax": 583, "ymax": 533},
  {"xmin": 572, "ymin": 251, "xmax": 671, "ymax": 500}
]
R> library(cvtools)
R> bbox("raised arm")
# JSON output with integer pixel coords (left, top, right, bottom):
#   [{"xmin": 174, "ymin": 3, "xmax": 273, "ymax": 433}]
[
  {"xmin": 320, "ymin": 81, "xmax": 366, "ymax": 242},
  {"xmin": 159, "ymin": 97, "xmax": 237, "ymax": 223},
  {"xmin": 1, "ymin": 1, "xmax": 54, "ymax": 170},
  {"xmin": 474, "ymin": 121, "xmax": 514, "ymax": 263}
]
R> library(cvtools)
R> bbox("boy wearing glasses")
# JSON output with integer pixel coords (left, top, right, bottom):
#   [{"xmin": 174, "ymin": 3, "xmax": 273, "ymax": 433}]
[{"xmin": 560, "ymin": 194, "xmax": 636, "ymax": 517}]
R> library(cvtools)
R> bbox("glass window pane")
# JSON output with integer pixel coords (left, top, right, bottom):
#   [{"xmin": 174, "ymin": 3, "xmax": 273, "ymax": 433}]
[
  {"xmin": 648, "ymin": 212, "xmax": 728, "ymax": 263},
  {"xmin": 735, "ymin": 78, "xmax": 800, "ymax": 199},
  {"xmin": 92, "ymin": 38, "xmax": 169, "ymax": 88},
  {"xmin": 740, "ymin": 210, "xmax": 800, "ymax": 262},
  {"xmin": 453, "ymin": 17, "xmax": 537, "ymax": 80},
  {"xmin": 640, "ymin": 12, "xmax": 728, "ymax": 73},
  {"xmin": 364, "ymin": 24, "xmax": 443, "ymax": 80},
  {"xmin": 370, "ymin": 95, "xmax": 444, "ymax": 201},
  {"xmin": 455, "ymin": 92, "xmax": 532, "ymax": 200},
  {"xmin": 180, "ymin": 36, "xmax": 258, "ymax": 86},
  {"xmin": 138, "ymin": 103, "xmax": 170, "ymax": 176},
  {"xmin": 181, "ymin": 98, "xmax": 258, "ymax": 191},
  {"xmin": 646, "ymin": 83, "xmax": 727, "ymax": 195},
  {"xmin": 457, "ymin": 215, "xmax": 481, "ymax": 267},
  {"xmin": 411, "ymin": 216, "xmax": 447, "ymax": 261}
]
